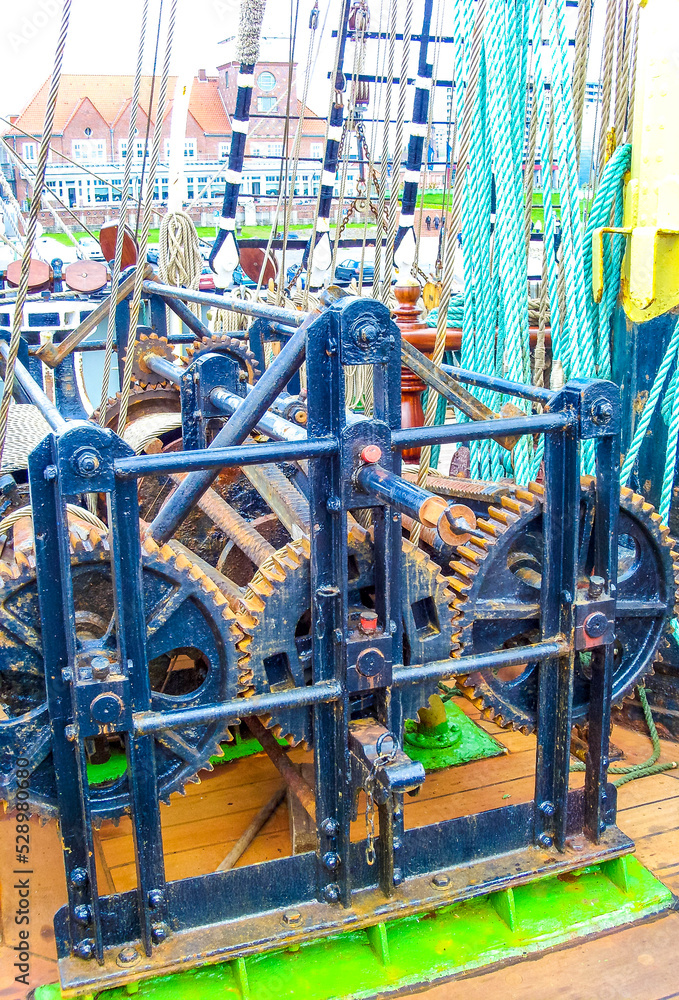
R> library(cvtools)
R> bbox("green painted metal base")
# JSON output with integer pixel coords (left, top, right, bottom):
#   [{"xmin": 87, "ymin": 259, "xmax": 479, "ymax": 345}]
[
  {"xmin": 36, "ymin": 856, "xmax": 672, "ymax": 1000},
  {"xmin": 209, "ymin": 729, "xmax": 289, "ymax": 766},
  {"xmin": 403, "ymin": 697, "xmax": 507, "ymax": 770}
]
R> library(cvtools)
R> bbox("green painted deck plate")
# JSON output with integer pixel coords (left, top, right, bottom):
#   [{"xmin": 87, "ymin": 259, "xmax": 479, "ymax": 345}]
[
  {"xmin": 403, "ymin": 697, "xmax": 507, "ymax": 770},
  {"xmin": 37, "ymin": 856, "xmax": 671, "ymax": 1000},
  {"xmin": 210, "ymin": 731, "xmax": 289, "ymax": 766}
]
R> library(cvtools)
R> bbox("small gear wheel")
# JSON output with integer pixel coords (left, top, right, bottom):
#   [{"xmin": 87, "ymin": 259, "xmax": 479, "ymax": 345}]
[
  {"xmin": 451, "ymin": 480, "xmax": 679, "ymax": 733},
  {"xmin": 93, "ymin": 386, "xmax": 181, "ymax": 433},
  {"xmin": 0, "ymin": 513, "xmax": 249, "ymax": 822},
  {"xmin": 185, "ymin": 334, "xmax": 261, "ymax": 385},
  {"xmin": 124, "ymin": 333, "xmax": 177, "ymax": 389}
]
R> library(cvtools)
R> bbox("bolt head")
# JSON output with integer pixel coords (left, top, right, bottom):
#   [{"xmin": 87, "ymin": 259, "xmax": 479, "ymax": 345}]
[
  {"xmin": 322, "ymin": 850, "xmax": 341, "ymax": 870},
  {"xmin": 432, "ymin": 873, "xmax": 451, "ymax": 889},
  {"xmin": 540, "ymin": 800, "xmax": 555, "ymax": 817},
  {"xmin": 65, "ymin": 724, "xmax": 77, "ymax": 742},
  {"xmin": 43, "ymin": 465, "xmax": 57, "ymax": 481},
  {"xmin": 359, "ymin": 610, "xmax": 378, "ymax": 633},
  {"xmin": 283, "ymin": 910, "xmax": 303, "ymax": 925},
  {"xmin": 393, "ymin": 867, "xmax": 404, "ymax": 886},
  {"xmin": 326, "ymin": 496, "xmax": 341, "ymax": 512},
  {"xmin": 537, "ymin": 833, "xmax": 553, "ymax": 848},
  {"xmin": 591, "ymin": 399, "xmax": 614, "ymax": 425},
  {"xmin": 91, "ymin": 656, "xmax": 110, "ymax": 680},
  {"xmin": 588, "ymin": 575, "xmax": 605, "ymax": 599}
]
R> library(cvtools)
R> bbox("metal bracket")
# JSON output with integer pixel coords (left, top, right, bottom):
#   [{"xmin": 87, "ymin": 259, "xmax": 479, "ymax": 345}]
[{"xmin": 180, "ymin": 352, "xmax": 244, "ymax": 450}]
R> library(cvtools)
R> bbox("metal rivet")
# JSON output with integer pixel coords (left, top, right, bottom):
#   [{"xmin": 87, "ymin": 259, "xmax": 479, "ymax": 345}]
[
  {"xmin": 283, "ymin": 910, "xmax": 303, "ymax": 925},
  {"xmin": 147, "ymin": 889, "xmax": 164, "ymax": 909},
  {"xmin": 326, "ymin": 496, "xmax": 341, "ymax": 511},
  {"xmin": 70, "ymin": 867, "xmax": 88, "ymax": 889},
  {"xmin": 393, "ymin": 868, "xmax": 404, "ymax": 886},
  {"xmin": 323, "ymin": 884, "xmax": 340, "ymax": 903},
  {"xmin": 43, "ymin": 465, "xmax": 57, "ymax": 481},
  {"xmin": 73, "ymin": 904, "xmax": 91, "ymax": 925},
  {"xmin": 322, "ymin": 850, "xmax": 341, "ymax": 870},
  {"xmin": 65, "ymin": 724, "xmax": 77, "ymax": 742},
  {"xmin": 151, "ymin": 923, "xmax": 168, "ymax": 944},
  {"xmin": 321, "ymin": 817, "xmax": 339, "ymax": 837},
  {"xmin": 540, "ymin": 800, "xmax": 555, "ymax": 816},
  {"xmin": 431, "ymin": 873, "xmax": 450, "ymax": 889},
  {"xmin": 537, "ymin": 833, "xmax": 553, "ymax": 848},
  {"xmin": 73, "ymin": 939, "xmax": 94, "ymax": 960}
]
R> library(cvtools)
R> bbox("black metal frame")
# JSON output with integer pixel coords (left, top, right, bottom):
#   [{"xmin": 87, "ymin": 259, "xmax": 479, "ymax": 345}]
[{"xmin": 11, "ymin": 284, "xmax": 624, "ymax": 994}]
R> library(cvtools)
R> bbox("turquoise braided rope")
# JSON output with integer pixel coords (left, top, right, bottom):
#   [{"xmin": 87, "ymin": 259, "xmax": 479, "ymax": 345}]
[{"xmin": 660, "ymin": 366, "xmax": 679, "ymax": 526}]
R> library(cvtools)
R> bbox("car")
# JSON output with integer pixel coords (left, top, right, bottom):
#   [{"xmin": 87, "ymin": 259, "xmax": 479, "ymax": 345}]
[
  {"xmin": 78, "ymin": 236, "xmax": 105, "ymax": 261},
  {"xmin": 232, "ymin": 264, "xmax": 257, "ymax": 288},
  {"xmin": 146, "ymin": 247, "xmax": 160, "ymax": 265},
  {"xmin": 334, "ymin": 258, "xmax": 375, "ymax": 284}
]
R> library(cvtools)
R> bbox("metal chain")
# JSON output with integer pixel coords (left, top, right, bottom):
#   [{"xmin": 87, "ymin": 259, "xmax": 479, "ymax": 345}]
[{"xmin": 364, "ymin": 731, "xmax": 399, "ymax": 865}]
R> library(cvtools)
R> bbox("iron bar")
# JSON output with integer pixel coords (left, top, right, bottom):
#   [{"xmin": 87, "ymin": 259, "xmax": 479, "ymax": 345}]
[
  {"xmin": 141, "ymin": 353, "xmax": 308, "ymax": 443},
  {"xmin": 147, "ymin": 323, "xmax": 309, "ymax": 542},
  {"xmin": 392, "ymin": 411, "xmax": 574, "ymax": 449},
  {"xmin": 161, "ymin": 292, "xmax": 213, "ymax": 341},
  {"xmin": 392, "ymin": 639, "xmax": 568, "ymax": 686},
  {"xmin": 244, "ymin": 716, "xmax": 317, "ymax": 820},
  {"xmin": 0, "ymin": 339, "xmax": 67, "ymax": 431},
  {"xmin": 133, "ymin": 680, "xmax": 343, "ymax": 736},
  {"xmin": 115, "ymin": 437, "xmax": 335, "ymax": 479},
  {"xmin": 440, "ymin": 364, "xmax": 554, "ymax": 404},
  {"xmin": 142, "ymin": 280, "xmax": 307, "ymax": 327}
]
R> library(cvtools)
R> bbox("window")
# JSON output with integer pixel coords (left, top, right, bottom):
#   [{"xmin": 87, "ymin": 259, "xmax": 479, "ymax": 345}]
[
  {"xmin": 72, "ymin": 140, "xmax": 105, "ymax": 162},
  {"xmin": 258, "ymin": 71, "xmax": 276, "ymax": 92},
  {"xmin": 210, "ymin": 178, "xmax": 225, "ymax": 198},
  {"xmin": 251, "ymin": 179, "xmax": 261, "ymax": 195},
  {"xmin": 23, "ymin": 142, "xmax": 37, "ymax": 162},
  {"xmin": 251, "ymin": 143, "xmax": 266, "ymax": 157},
  {"xmin": 184, "ymin": 139, "xmax": 196, "ymax": 158},
  {"xmin": 94, "ymin": 184, "xmax": 109, "ymax": 202},
  {"xmin": 267, "ymin": 143, "xmax": 283, "ymax": 157},
  {"xmin": 186, "ymin": 176, "xmax": 194, "ymax": 199},
  {"xmin": 135, "ymin": 139, "xmax": 147, "ymax": 159},
  {"xmin": 310, "ymin": 142, "xmax": 323, "ymax": 159},
  {"xmin": 119, "ymin": 140, "xmax": 128, "ymax": 160},
  {"xmin": 46, "ymin": 180, "xmax": 57, "ymax": 188},
  {"xmin": 257, "ymin": 96, "xmax": 277, "ymax": 113},
  {"xmin": 219, "ymin": 141, "xmax": 230, "ymax": 160}
]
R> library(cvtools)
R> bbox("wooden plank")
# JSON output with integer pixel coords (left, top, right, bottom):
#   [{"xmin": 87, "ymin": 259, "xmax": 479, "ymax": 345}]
[{"xmin": 406, "ymin": 911, "xmax": 679, "ymax": 1000}]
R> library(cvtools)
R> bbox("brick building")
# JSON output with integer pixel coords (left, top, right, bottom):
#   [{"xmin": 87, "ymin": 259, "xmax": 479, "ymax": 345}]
[{"xmin": 1, "ymin": 54, "xmax": 352, "ymax": 227}]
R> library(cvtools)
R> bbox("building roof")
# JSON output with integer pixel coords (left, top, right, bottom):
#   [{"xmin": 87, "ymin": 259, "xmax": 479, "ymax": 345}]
[{"xmin": 3, "ymin": 75, "xmax": 231, "ymax": 137}]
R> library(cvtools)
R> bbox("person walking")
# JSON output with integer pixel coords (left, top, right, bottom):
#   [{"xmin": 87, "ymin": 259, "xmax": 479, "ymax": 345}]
[
  {"xmin": 433, "ymin": 216, "xmax": 439, "ymax": 231},
  {"xmin": 425, "ymin": 215, "xmax": 431, "ymax": 231}
]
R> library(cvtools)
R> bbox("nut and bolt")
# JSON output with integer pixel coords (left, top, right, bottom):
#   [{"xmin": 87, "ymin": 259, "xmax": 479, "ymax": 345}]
[
  {"xmin": 359, "ymin": 610, "xmax": 378, "ymax": 635},
  {"xmin": 322, "ymin": 850, "xmax": 341, "ymax": 870},
  {"xmin": 537, "ymin": 833, "xmax": 553, "ymax": 848},
  {"xmin": 540, "ymin": 800, "xmax": 555, "ymax": 817},
  {"xmin": 393, "ymin": 868, "xmax": 404, "ymax": 886},
  {"xmin": 431, "ymin": 873, "xmax": 451, "ymax": 889},
  {"xmin": 65, "ymin": 724, "xmax": 77, "ymax": 742},
  {"xmin": 44, "ymin": 465, "xmax": 57, "ymax": 481},
  {"xmin": 588, "ymin": 575, "xmax": 605, "ymax": 599},
  {"xmin": 326, "ymin": 496, "xmax": 341, "ymax": 511},
  {"xmin": 75, "ymin": 450, "xmax": 100, "ymax": 477},
  {"xmin": 282, "ymin": 910, "xmax": 303, "ymax": 925},
  {"xmin": 321, "ymin": 817, "xmax": 339, "ymax": 837},
  {"xmin": 591, "ymin": 399, "xmax": 614, "ymax": 425},
  {"xmin": 73, "ymin": 904, "xmax": 92, "ymax": 925},
  {"xmin": 151, "ymin": 923, "xmax": 168, "ymax": 944}
]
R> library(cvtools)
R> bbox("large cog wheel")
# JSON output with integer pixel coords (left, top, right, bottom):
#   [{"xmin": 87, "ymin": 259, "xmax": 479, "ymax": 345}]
[
  {"xmin": 451, "ymin": 480, "xmax": 679, "ymax": 733},
  {"xmin": 0, "ymin": 515, "xmax": 247, "ymax": 822},
  {"xmin": 235, "ymin": 530, "xmax": 460, "ymax": 747}
]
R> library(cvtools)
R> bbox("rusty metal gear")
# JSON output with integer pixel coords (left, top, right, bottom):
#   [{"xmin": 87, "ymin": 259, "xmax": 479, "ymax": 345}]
[
  {"xmin": 451, "ymin": 480, "xmax": 679, "ymax": 733},
  {"xmin": 235, "ymin": 527, "xmax": 460, "ymax": 747},
  {"xmin": 184, "ymin": 333, "xmax": 261, "ymax": 385},
  {"xmin": 93, "ymin": 386, "xmax": 181, "ymax": 433},
  {"xmin": 124, "ymin": 333, "xmax": 177, "ymax": 389},
  {"xmin": 0, "ymin": 513, "xmax": 250, "ymax": 823}
]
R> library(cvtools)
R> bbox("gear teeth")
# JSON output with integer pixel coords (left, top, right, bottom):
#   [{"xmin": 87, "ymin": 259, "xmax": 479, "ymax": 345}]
[{"xmin": 449, "ymin": 477, "xmax": 677, "ymax": 734}]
